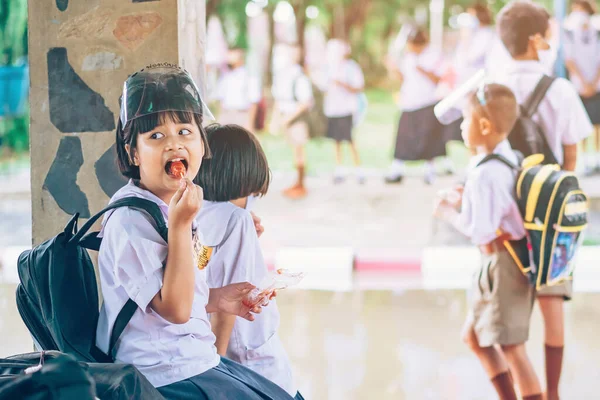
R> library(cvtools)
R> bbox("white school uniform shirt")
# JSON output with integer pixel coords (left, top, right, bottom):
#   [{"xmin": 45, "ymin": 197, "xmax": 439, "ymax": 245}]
[
  {"xmin": 216, "ymin": 66, "xmax": 261, "ymax": 111},
  {"xmin": 96, "ymin": 181, "xmax": 220, "ymax": 388},
  {"xmin": 450, "ymin": 140, "xmax": 525, "ymax": 246},
  {"xmin": 271, "ymin": 64, "xmax": 314, "ymax": 114},
  {"xmin": 455, "ymin": 26, "xmax": 496, "ymax": 85},
  {"xmin": 197, "ymin": 201, "xmax": 296, "ymax": 396},
  {"xmin": 564, "ymin": 27, "xmax": 600, "ymax": 94},
  {"xmin": 398, "ymin": 46, "xmax": 443, "ymax": 111},
  {"xmin": 493, "ymin": 60, "xmax": 593, "ymax": 165},
  {"xmin": 324, "ymin": 59, "xmax": 365, "ymax": 117}
]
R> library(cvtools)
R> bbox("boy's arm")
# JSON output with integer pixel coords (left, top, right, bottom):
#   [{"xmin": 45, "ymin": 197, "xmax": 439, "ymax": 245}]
[
  {"xmin": 211, "ymin": 312, "xmax": 237, "ymax": 356},
  {"xmin": 562, "ymin": 143, "xmax": 578, "ymax": 171}
]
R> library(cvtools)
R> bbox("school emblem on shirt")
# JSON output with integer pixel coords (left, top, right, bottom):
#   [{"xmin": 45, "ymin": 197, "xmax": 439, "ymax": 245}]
[{"xmin": 193, "ymin": 234, "xmax": 213, "ymax": 270}]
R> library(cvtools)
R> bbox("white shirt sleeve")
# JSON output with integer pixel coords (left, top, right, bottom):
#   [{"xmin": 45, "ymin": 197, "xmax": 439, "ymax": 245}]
[
  {"xmin": 552, "ymin": 78, "xmax": 594, "ymax": 145},
  {"xmin": 348, "ymin": 62, "xmax": 365, "ymax": 90},
  {"xmin": 101, "ymin": 209, "xmax": 168, "ymax": 310},
  {"xmin": 450, "ymin": 174, "xmax": 509, "ymax": 246},
  {"xmin": 208, "ymin": 210, "xmax": 262, "ymax": 288},
  {"xmin": 294, "ymin": 75, "xmax": 314, "ymax": 104}
]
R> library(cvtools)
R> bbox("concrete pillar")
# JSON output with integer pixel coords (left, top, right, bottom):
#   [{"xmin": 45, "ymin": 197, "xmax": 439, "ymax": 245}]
[{"xmin": 28, "ymin": 0, "xmax": 206, "ymax": 245}]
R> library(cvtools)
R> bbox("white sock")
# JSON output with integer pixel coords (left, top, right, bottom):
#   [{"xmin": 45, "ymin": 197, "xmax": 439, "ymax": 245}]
[
  {"xmin": 584, "ymin": 153, "xmax": 595, "ymax": 169},
  {"xmin": 425, "ymin": 161, "xmax": 436, "ymax": 176},
  {"xmin": 596, "ymin": 152, "xmax": 600, "ymax": 167},
  {"xmin": 355, "ymin": 167, "xmax": 365, "ymax": 178},
  {"xmin": 390, "ymin": 159, "xmax": 405, "ymax": 175},
  {"xmin": 334, "ymin": 166, "xmax": 345, "ymax": 178},
  {"xmin": 442, "ymin": 157, "xmax": 454, "ymax": 171}
]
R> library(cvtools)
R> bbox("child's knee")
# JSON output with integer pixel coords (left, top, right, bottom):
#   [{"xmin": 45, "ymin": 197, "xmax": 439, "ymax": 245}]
[
  {"xmin": 461, "ymin": 325, "xmax": 480, "ymax": 351},
  {"xmin": 500, "ymin": 343, "xmax": 525, "ymax": 360}
]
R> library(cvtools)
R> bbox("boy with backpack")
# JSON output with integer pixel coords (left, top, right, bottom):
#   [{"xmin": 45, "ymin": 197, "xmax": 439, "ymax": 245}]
[
  {"xmin": 435, "ymin": 83, "xmax": 541, "ymax": 400},
  {"xmin": 494, "ymin": 2, "xmax": 594, "ymax": 399},
  {"xmin": 271, "ymin": 45, "xmax": 314, "ymax": 199}
]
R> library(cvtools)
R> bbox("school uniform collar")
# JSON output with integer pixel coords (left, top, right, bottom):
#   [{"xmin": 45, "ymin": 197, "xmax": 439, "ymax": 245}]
[
  {"xmin": 468, "ymin": 140, "xmax": 513, "ymax": 170},
  {"xmin": 506, "ymin": 59, "xmax": 546, "ymax": 75},
  {"xmin": 106, "ymin": 179, "xmax": 198, "ymax": 230},
  {"xmin": 195, "ymin": 201, "xmax": 240, "ymax": 247}
]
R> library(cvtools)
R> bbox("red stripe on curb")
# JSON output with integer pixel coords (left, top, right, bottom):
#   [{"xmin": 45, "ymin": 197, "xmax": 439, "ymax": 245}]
[{"xmin": 354, "ymin": 259, "xmax": 422, "ymax": 272}]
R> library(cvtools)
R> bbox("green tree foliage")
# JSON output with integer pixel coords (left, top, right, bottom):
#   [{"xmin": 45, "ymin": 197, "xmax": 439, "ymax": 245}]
[{"xmin": 0, "ymin": 0, "xmax": 28, "ymax": 66}]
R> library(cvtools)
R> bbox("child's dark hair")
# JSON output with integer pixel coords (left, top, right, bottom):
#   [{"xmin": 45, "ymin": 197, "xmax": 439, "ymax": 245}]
[
  {"xmin": 116, "ymin": 111, "xmax": 210, "ymax": 179},
  {"xmin": 468, "ymin": 2, "xmax": 493, "ymax": 26},
  {"xmin": 497, "ymin": 1, "xmax": 550, "ymax": 58},
  {"xmin": 407, "ymin": 26, "xmax": 429, "ymax": 46},
  {"xmin": 468, "ymin": 83, "xmax": 519, "ymax": 134},
  {"xmin": 572, "ymin": 0, "xmax": 596, "ymax": 15},
  {"xmin": 195, "ymin": 124, "xmax": 271, "ymax": 202}
]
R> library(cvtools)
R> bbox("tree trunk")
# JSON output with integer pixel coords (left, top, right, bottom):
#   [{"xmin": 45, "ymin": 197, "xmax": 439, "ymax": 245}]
[
  {"xmin": 293, "ymin": 2, "xmax": 307, "ymax": 67},
  {"xmin": 265, "ymin": 5, "xmax": 276, "ymax": 87}
]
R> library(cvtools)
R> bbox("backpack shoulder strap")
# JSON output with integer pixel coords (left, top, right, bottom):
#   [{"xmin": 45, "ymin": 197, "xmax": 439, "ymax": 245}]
[
  {"xmin": 476, "ymin": 153, "xmax": 519, "ymax": 170},
  {"xmin": 522, "ymin": 75, "xmax": 556, "ymax": 118},
  {"xmin": 108, "ymin": 299, "xmax": 137, "ymax": 360},
  {"xmin": 70, "ymin": 197, "xmax": 168, "ymax": 248}
]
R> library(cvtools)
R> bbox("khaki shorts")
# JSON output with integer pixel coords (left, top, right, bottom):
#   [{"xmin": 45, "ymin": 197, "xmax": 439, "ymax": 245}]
[
  {"xmin": 271, "ymin": 109, "xmax": 309, "ymax": 146},
  {"xmin": 467, "ymin": 251, "xmax": 535, "ymax": 347},
  {"xmin": 537, "ymin": 279, "xmax": 573, "ymax": 301}
]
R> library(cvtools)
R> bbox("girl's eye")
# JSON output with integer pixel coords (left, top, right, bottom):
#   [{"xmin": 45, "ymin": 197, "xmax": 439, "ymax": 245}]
[
  {"xmin": 180, "ymin": 129, "xmax": 191, "ymax": 136},
  {"xmin": 150, "ymin": 132, "xmax": 165, "ymax": 140}
]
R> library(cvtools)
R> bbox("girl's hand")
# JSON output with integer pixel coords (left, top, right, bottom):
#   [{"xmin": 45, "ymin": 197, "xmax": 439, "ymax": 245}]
[
  {"xmin": 208, "ymin": 283, "xmax": 262, "ymax": 321},
  {"xmin": 169, "ymin": 178, "xmax": 203, "ymax": 228},
  {"xmin": 250, "ymin": 212, "xmax": 265, "ymax": 238}
]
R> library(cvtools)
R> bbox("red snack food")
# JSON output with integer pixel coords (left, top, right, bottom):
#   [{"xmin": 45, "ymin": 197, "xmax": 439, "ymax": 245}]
[{"xmin": 169, "ymin": 160, "xmax": 186, "ymax": 179}]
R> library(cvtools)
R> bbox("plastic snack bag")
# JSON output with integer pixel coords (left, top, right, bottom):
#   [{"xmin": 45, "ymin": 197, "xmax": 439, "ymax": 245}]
[{"xmin": 243, "ymin": 269, "xmax": 305, "ymax": 308}]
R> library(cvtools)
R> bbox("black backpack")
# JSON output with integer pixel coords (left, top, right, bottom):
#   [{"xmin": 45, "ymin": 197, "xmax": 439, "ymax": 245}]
[
  {"xmin": 478, "ymin": 153, "xmax": 588, "ymax": 290},
  {"xmin": 16, "ymin": 197, "xmax": 168, "ymax": 363},
  {"xmin": 0, "ymin": 352, "xmax": 96, "ymax": 400},
  {"xmin": 508, "ymin": 75, "xmax": 558, "ymax": 165}
]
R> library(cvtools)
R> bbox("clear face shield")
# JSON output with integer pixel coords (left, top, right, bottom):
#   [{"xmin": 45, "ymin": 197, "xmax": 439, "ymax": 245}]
[
  {"xmin": 433, "ymin": 69, "xmax": 487, "ymax": 125},
  {"xmin": 119, "ymin": 64, "xmax": 215, "ymax": 127}
]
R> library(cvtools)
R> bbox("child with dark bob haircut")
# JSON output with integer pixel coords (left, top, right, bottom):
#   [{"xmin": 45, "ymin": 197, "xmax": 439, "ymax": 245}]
[
  {"xmin": 99, "ymin": 65, "xmax": 296, "ymax": 400},
  {"xmin": 194, "ymin": 124, "xmax": 302, "ymax": 399}
]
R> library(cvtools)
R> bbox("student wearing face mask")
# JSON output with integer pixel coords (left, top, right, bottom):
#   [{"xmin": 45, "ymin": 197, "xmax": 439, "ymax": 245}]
[
  {"xmin": 194, "ymin": 124, "xmax": 302, "ymax": 399},
  {"xmin": 564, "ymin": 0, "xmax": 600, "ymax": 175},
  {"xmin": 215, "ymin": 48, "xmax": 262, "ymax": 131},
  {"xmin": 494, "ymin": 3, "xmax": 593, "ymax": 399}
]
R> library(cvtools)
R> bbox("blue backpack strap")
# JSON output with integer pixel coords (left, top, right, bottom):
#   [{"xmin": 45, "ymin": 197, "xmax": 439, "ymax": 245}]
[{"xmin": 69, "ymin": 197, "xmax": 168, "ymax": 362}]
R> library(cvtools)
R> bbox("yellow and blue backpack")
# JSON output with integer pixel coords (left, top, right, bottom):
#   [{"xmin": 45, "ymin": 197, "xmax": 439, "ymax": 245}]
[{"xmin": 477, "ymin": 153, "xmax": 588, "ymax": 290}]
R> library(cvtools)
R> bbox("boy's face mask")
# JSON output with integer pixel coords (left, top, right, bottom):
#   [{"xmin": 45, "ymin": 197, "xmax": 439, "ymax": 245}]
[{"xmin": 567, "ymin": 11, "xmax": 590, "ymax": 29}]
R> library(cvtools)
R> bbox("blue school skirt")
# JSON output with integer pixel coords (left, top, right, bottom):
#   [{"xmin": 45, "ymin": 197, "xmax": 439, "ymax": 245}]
[
  {"xmin": 157, "ymin": 357, "xmax": 302, "ymax": 400},
  {"xmin": 393, "ymin": 104, "xmax": 446, "ymax": 161}
]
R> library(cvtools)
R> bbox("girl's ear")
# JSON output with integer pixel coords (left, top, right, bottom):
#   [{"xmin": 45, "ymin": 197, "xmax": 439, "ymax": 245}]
[
  {"xmin": 479, "ymin": 117, "xmax": 492, "ymax": 136},
  {"xmin": 125, "ymin": 144, "xmax": 139, "ymax": 166}
]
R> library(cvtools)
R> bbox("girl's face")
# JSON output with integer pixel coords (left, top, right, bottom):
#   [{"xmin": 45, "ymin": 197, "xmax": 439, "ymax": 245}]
[{"xmin": 127, "ymin": 116, "xmax": 205, "ymax": 202}]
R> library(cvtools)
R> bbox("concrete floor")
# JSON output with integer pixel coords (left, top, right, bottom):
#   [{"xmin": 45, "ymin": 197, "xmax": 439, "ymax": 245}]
[{"xmin": 2, "ymin": 285, "xmax": 599, "ymax": 399}]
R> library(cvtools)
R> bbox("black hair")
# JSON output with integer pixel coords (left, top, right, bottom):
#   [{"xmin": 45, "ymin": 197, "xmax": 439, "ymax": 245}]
[
  {"xmin": 407, "ymin": 27, "xmax": 429, "ymax": 46},
  {"xmin": 194, "ymin": 124, "xmax": 271, "ymax": 202},
  {"xmin": 116, "ymin": 110, "xmax": 210, "ymax": 179},
  {"xmin": 468, "ymin": 2, "xmax": 493, "ymax": 26},
  {"xmin": 497, "ymin": 1, "xmax": 550, "ymax": 57},
  {"xmin": 572, "ymin": 0, "xmax": 596, "ymax": 15}
]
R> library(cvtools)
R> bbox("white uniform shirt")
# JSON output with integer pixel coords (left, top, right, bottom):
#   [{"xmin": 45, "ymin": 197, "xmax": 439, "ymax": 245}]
[
  {"xmin": 216, "ymin": 66, "xmax": 261, "ymax": 111},
  {"xmin": 96, "ymin": 181, "xmax": 220, "ymax": 388},
  {"xmin": 398, "ymin": 46, "xmax": 443, "ymax": 111},
  {"xmin": 493, "ymin": 60, "xmax": 593, "ymax": 165},
  {"xmin": 451, "ymin": 140, "xmax": 525, "ymax": 246},
  {"xmin": 564, "ymin": 27, "xmax": 600, "ymax": 93},
  {"xmin": 272, "ymin": 64, "xmax": 314, "ymax": 114},
  {"xmin": 455, "ymin": 26, "xmax": 496, "ymax": 85},
  {"xmin": 324, "ymin": 59, "xmax": 365, "ymax": 117},
  {"xmin": 197, "ymin": 201, "xmax": 296, "ymax": 396}
]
